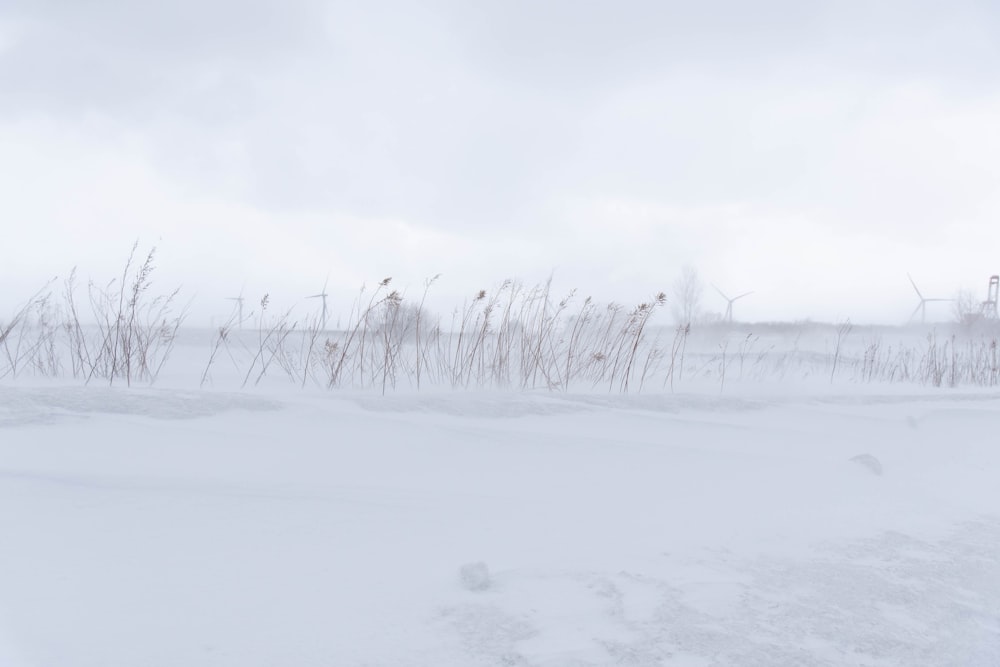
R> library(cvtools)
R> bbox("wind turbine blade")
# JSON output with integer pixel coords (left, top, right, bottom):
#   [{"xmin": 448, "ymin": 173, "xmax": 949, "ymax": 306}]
[
  {"xmin": 732, "ymin": 291, "xmax": 753, "ymax": 301},
  {"xmin": 711, "ymin": 284, "xmax": 729, "ymax": 301},
  {"xmin": 907, "ymin": 274, "xmax": 923, "ymax": 300}
]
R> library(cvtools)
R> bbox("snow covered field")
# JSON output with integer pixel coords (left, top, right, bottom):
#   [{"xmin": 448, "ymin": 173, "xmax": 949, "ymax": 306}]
[{"xmin": 1, "ymin": 382, "xmax": 998, "ymax": 666}]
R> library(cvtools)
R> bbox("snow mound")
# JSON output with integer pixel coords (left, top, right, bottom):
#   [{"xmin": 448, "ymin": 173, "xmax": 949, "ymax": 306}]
[
  {"xmin": 460, "ymin": 562, "xmax": 492, "ymax": 592},
  {"xmin": 0, "ymin": 386, "xmax": 280, "ymax": 426}
]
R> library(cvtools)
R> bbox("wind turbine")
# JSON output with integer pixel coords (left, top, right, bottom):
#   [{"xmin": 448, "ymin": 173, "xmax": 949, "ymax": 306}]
[
  {"xmin": 712, "ymin": 284, "xmax": 753, "ymax": 324},
  {"xmin": 307, "ymin": 281, "xmax": 329, "ymax": 330},
  {"xmin": 225, "ymin": 295, "xmax": 245, "ymax": 328},
  {"xmin": 907, "ymin": 274, "xmax": 951, "ymax": 324}
]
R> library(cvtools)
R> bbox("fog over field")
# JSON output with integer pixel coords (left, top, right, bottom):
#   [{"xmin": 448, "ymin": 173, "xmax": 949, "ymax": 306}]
[{"xmin": 2, "ymin": 2, "xmax": 1000, "ymax": 666}]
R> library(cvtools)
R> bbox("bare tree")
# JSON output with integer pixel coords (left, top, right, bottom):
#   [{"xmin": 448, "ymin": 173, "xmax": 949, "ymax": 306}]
[
  {"xmin": 671, "ymin": 265, "xmax": 703, "ymax": 325},
  {"xmin": 952, "ymin": 288, "xmax": 981, "ymax": 328}
]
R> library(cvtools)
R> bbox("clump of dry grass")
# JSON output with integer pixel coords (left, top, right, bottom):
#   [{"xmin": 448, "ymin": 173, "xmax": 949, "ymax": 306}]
[
  {"xmin": 84, "ymin": 243, "xmax": 185, "ymax": 386},
  {"xmin": 2, "ymin": 243, "xmax": 185, "ymax": 386},
  {"xmin": 0, "ymin": 284, "xmax": 60, "ymax": 379}
]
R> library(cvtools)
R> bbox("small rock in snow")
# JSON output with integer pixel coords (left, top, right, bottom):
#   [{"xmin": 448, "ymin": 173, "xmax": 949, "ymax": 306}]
[
  {"xmin": 850, "ymin": 453, "xmax": 883, "ymax": 476},
  {"xmin": 459, "ymin": 561, "xmax": 491, "ymax": 591}
]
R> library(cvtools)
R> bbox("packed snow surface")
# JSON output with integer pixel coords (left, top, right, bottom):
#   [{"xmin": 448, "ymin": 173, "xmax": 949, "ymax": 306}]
[{"xmin": 0, "ymin": 385, "xmax": 998, "ymax": 665}]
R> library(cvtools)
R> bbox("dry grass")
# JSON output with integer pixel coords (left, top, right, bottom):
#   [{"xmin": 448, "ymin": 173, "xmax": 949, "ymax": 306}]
[
  {"xmin": 2, "ymin": 244, "xmax": 185, "ymax": 386},
  {"xmin": 3, "ymin": 251, "xmax": 1000, "ymax": 392}
]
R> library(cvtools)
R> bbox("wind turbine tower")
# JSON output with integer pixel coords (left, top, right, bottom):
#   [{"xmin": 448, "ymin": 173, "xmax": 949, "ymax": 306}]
[
  {"xmin": 307, "ymin": 289, "xmax": 329, "ymax": 330},
  {"xmin": 712, "ymin": 285, "xmax": 753, "ymax": 324},
  {"xmin": 225, "ymin": 296, "xmax": 245, "ymax": 328},
  {"xmin": 982, "ymin": 275, "xmax": 999, "ymax": 319}
]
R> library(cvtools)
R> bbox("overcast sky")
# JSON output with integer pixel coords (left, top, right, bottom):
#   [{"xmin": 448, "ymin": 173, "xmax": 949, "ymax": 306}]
[{"xmin": 2, "ymin": 0, "xmax": 1000, "ymax": 324}]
